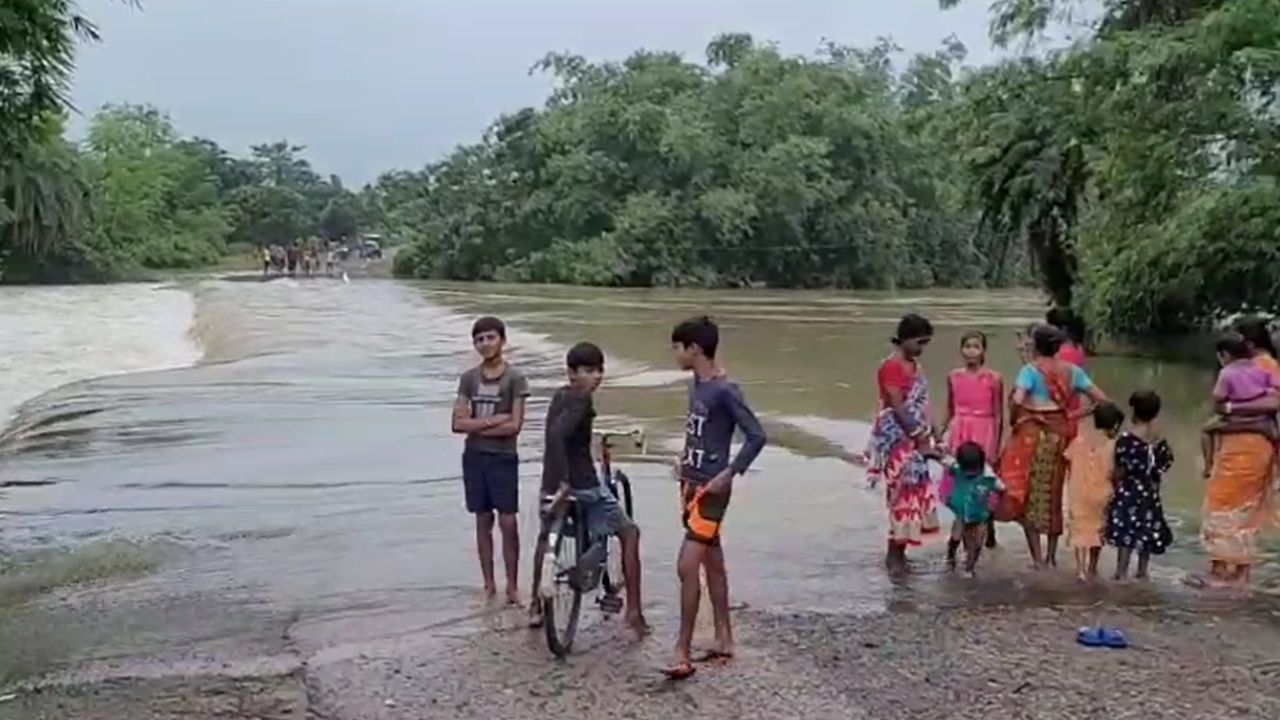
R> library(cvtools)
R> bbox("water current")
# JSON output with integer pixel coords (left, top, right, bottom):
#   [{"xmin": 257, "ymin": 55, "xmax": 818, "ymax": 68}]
[{"xmin": 1, "ymin": 278, "xmax": 1275, "ymax": 686}]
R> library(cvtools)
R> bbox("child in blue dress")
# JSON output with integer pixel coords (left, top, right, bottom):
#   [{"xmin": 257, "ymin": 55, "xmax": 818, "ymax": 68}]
[{"xmin": 944, "ymin": 441, "xmax": 1005, "ymax": 577}]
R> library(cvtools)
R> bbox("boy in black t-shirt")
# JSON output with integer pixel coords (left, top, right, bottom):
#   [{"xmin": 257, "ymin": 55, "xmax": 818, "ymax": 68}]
[{"xmin": 528, "ymin": 342, "xmax": 647, "ymax": 635}]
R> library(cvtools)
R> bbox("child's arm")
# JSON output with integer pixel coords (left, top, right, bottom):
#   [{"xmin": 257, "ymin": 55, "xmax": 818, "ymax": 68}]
[
  {"xmin": 451, "ymin": 378, "xmax": 510, "ymax": 434},
  {"xmin": 943, "ymin": 372, "xmax": 955, "ymax": 437},
  {"xmin": 1211, "ymin": 370, "xmax": 1231, "ymax": 406},
  {"xmin": 477, "ymin": 374, "xmax": 530, "ymax": 437},
  {"xmin": 993, "ymin": 372, "xmax": 1005, "ymax": 456},
  {"xmin": 1214, "ymin": 415, "xmax": 1277, "ymax": 435}
]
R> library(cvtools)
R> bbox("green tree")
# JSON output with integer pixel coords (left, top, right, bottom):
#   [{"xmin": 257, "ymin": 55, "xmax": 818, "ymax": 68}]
[
  {"xmin": 83, "ymin": 104, "xmax": 229, "ymax": 268},
  {"xmin": 227, "ymin": 184, "xmax": 308, "ymax": 248},
  {"xmin": 319, "ymin": 195, "xmax": 361, "ymax": 242},
  {"xmin": 946, "ymin": 0, "xmax": 1280, "ymax": 333},
  {"xmin": 390, "ymin": 35, "xmax": 997, "ymax": 290},
  {"xmin": 1, "ymin": 0, "xmax": 122, "ymax": 281},
  {"xmin": 0, "ymin": 129, "xmax": 92, "ymax": 281}
]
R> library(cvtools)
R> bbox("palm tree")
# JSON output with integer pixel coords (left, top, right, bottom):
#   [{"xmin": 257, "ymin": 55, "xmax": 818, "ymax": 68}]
[
  {"xmin": 0, "ymin": 136, "xmax": 89, "ymax": 270},
  {"xmin": 1, "ymin": 1, "xmax": 132, "ymax": 278}
]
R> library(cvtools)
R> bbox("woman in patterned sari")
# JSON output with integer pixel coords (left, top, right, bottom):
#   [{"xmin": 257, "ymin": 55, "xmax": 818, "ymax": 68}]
[
  {"xmin": 997, "ymin": 325, "xmax": 1108, "ymax": 568},
  {"xmin": 1192, "ymin": 319, "xmax": 1280, "ymax": 587},
  {"xmin": 868, "ymin": 314, "xmax": 940, "ymax": 572}
]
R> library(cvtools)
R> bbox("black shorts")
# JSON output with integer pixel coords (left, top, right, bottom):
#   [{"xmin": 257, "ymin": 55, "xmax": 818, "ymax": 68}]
[
  {"xmin": 681, "ymin": 480, "xmax": 731, "ymax": 546},
  {"xmin": 462, "ymin": 449, "xmax": 519, "ymax": 515}
]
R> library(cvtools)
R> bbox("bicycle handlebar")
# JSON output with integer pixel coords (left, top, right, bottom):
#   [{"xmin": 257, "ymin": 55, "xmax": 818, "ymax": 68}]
[{"xmin": 593, "ymin": 427, "xmax": 647, "ymax": 454}]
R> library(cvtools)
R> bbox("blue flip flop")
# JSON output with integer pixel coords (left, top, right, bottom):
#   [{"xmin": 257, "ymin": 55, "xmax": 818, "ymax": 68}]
[
  {"xmin": 1076, "ymin": 626, "xmax": 1107, "ymax": 648},
  {"xmin": 1101, "ymin": 627, "xmax": 1129, "ymax": 649},
  {"xmin": 1076, "ymin": 626, "xmax": 1129, "ymax": 649}
]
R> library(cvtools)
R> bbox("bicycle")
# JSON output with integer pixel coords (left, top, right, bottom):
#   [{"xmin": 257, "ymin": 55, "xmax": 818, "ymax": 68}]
[{"xmin": 541, "ymin": 427, "xmax": 645, "ymax": 658}]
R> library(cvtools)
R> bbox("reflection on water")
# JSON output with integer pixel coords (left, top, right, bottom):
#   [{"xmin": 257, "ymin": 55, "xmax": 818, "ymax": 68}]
[{"xmin": 0, "ymin": 278, "xmax": 1276, "ymax": 686}]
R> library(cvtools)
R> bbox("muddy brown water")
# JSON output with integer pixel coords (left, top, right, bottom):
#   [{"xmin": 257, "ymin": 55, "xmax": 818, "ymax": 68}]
[{"xmin": 0, "ymin": 279, "xmax": 1275, "ymax": 688}]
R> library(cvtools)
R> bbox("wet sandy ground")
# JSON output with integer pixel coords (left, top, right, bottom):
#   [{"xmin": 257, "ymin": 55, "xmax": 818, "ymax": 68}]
[{"xmin": 6, "ymin": 583, "xmax": 1280, "ymax": 720}]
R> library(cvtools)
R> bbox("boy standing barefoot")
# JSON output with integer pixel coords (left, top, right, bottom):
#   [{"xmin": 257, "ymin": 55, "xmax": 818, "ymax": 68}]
[
  {"xmin": 452, "ymin": 316, "xmax": 529, "ymax": 604},
  {"xmin": 665, "ymin": 316, "xmax": 766, "ymax": 680}
]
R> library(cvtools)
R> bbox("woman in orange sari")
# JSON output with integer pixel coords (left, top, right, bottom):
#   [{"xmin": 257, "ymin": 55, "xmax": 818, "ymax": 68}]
[
  {"xmin": 997, "ymin": 325, "xmax": 1108, "ymax": 568},
  {"xmin": 1193, "ymin": 319, "xmax": 1280, "ymax": 587}
]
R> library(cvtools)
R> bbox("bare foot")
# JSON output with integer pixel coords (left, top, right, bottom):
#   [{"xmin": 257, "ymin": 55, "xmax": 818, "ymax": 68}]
[
  {"xmin": 1076, "ymin": 572, "xmax": 1088, "ymax": 583},
  {"xmin": 1134, "ymin": 571, "xmax": 1149, "ymax": 581},
  {"xmin": 663, "ymin": 648, "xmax": 696, "ymax": 680},
  {"xmin": 483, "ymin": 584, "xmax": 498, "ymax": 600},
  {"xmin": 625, "ymin": 612, "xmax": 651, "ymax": 638},
  {"xmin": 527, "ymin": 602, "xmax": 544, "ymax": 628},
  {"xmin": 506, "ymin": 587, "xmax": 521, "ymax": 606}
]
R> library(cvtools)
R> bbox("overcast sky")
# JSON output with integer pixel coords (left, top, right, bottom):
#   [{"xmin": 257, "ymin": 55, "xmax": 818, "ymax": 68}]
[{"xmin": 71, "ymin": 0, "xmax": 997, "ymax": 185}]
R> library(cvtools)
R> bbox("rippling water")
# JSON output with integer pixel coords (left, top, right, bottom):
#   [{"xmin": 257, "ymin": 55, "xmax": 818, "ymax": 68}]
[
  {"xmin": 0, "ymin": 285, "xmax": 199, "ymax": 427},
  {"xmin": 1, "ymin": 278, "xmax": 1276, "ymax": 686}
]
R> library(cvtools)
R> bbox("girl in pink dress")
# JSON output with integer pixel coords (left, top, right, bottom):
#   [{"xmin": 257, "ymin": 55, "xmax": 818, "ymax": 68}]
[{"xmin": 943, "ymin": 331, "xmax": 1005, "ymax": 556}]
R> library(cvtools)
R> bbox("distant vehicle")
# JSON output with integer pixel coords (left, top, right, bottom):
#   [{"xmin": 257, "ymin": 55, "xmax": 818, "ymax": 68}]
[{"xmin": 360, "ymin": 238, "xmax": 383, "ymax": 260}]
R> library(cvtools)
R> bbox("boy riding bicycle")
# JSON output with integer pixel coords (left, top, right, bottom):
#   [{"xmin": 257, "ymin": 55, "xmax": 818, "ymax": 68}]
[{"xmin": 528, "ymin": 342, "xmax": 649, "ymax": 636}]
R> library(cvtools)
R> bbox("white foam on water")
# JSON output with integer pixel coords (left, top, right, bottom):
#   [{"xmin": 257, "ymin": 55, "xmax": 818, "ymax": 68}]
[{"xmin": 0, "ymin": 284, "xmax": 201, "ymax": 429}]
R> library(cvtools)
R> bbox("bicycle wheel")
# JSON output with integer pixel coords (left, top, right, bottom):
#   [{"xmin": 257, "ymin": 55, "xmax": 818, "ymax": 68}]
[
  {"xmin": 543, "ymin": 505, "xmax": 585, "ymax": 658},
  {"xmin": 602, "ymin": 470, "xmax": 634, "ymax": 597}
]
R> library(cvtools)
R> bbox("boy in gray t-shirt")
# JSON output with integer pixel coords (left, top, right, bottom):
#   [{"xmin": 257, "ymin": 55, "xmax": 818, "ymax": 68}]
[{"xmin": 452, "ymin": 316, "xmax": 529, "ymax": 604}]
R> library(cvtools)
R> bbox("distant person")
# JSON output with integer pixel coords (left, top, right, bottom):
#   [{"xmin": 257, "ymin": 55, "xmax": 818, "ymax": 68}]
[
  {"xmin": 665, "ymin": 316, "xmax": 765, "ymax": 681},
  {"xmin": 942, "ymin": 330, "xmax": 1003, "ymax": 548},
  {"xmin": 286, "ymin": 244, "xmax": 300, "ymax": 276},
  {"xmin": 451, "ymin": 316, "xmax": 529, "ymax": 603},
  {"xmin": 1105, "ymin": 391, "xmax": 1174, "ymax": 581},
  {"xmin": 998, "ymin": 325, "xmax": 1107, "ymax": 569},
  {"xmin": 1047, "ymin": 307, "xmax": 1087, "ymax": 367},
  {"xmin": 261, "ymin": 246, "xmax": 271, "ymax": 277},
  {"xmin": 1065, "ymin": 401, "xmax": 1123, "ymax": 582},
  {"xmin": 1015, "ymin": 322, "xmax": 1036, "ymax": 365},
  {"xmin": 1201, "ymin": 333, "xmax": 1277, "ymax": 477},
  {"xmin": 942, "ymin": 442, "xmax": 1003, "ymax": 577},
  {"xmin": 527, "ymin": 342, "xmax": 647, "ymax": 635}
]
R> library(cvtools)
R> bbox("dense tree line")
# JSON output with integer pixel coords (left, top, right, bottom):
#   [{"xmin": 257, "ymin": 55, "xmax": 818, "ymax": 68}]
[
  {"xmin": 6, "ymin": 1, "xmax": 1280, "ymax": 337},
  {"xmin": 385, "ymin": 0, "xmax": 1280, "ymax": 335},
  {"xmin": 0, "ymin": 3, "xmax": 362, "ymax": 282},
  {"xmin": 385, "ymin": 35, "xmax": 1014, "ymax": 290},
  {"xmin": 945, "ymin": 0, "xmax": 1280, "ymax": 335},
  {"xmin": 1, "ymin": 105, "xmax": 361, "ymax": 282}
]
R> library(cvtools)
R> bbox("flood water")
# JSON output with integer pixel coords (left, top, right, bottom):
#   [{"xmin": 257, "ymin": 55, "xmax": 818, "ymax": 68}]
[{"xmin": 0, "ymin": 278, "xmax": 1274, "ymax": 686}]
